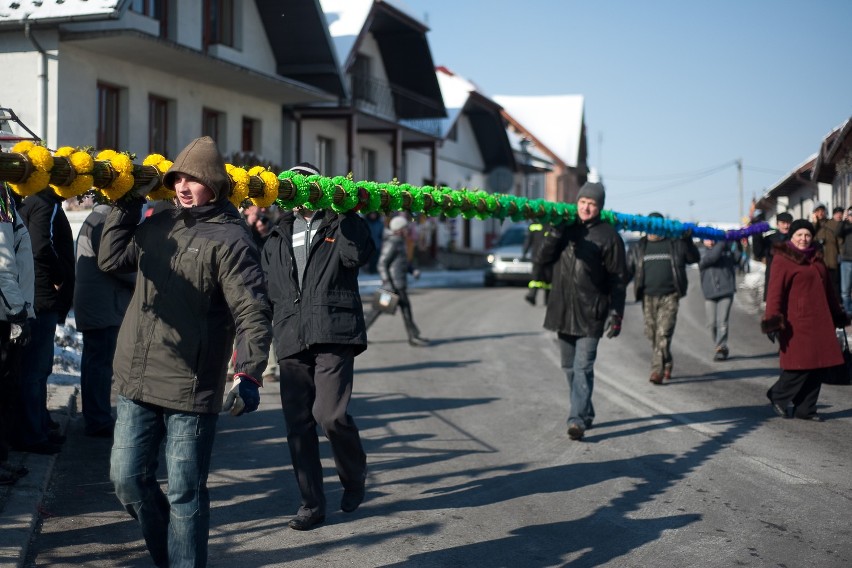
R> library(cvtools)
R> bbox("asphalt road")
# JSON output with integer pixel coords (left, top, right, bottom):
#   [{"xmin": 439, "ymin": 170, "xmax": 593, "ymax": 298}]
[{"xmin": 25, "ymin": 271, "xmax": 852, "ymax": 567}]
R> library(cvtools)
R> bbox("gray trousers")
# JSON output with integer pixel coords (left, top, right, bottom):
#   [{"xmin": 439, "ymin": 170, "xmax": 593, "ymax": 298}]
[{"xmin": 704, "ymin": 295, "xmax": 733, "ymax": 350}]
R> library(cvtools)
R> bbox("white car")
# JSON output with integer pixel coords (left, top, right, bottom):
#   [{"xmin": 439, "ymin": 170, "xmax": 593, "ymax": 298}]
[{"xmin": 484, "ymin": 224, "xmax": 533, "ymax": 287}]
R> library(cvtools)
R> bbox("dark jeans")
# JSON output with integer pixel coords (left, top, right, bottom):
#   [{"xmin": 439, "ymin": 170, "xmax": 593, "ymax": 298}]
[
  {"xmin": 279, "ymin": 344, "xmax": 367, "ymax": 517},
  {"xmin": 81, "ymin": 326, "xmax": 119, "ymax": 434},
  {"xmin": 0, "ymin": 321, "xmax": 23, "ymax": 462},
  {"xmin": 110, "ymin": 396, "xmax": 218, "ymax": 568},
  {"xmin": 557, "ymin": 334, "xmax": 600, "ymax": 431},
  {"xmin": 16, "ymin": 310, "xmax": 60, "ymax": 446}
]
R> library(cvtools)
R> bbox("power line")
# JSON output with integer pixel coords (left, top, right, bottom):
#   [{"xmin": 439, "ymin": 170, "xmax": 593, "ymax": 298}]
[
  {"xmin": 614, "ymin": 162, "xmax": 737, "ymax": 197},
  {"xmin": 604, "ymin": 160, "xmax": 738, "ymax": 182}
]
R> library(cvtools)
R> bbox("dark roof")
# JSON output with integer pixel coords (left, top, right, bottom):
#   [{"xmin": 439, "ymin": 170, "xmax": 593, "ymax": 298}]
[
  {"xmin": 363, "ymin": 2, "xmax": 445, "ymax": 119},
  {"xmin": 258, "ymin": 0, "xmax": 347, "ymax": 98},
  {"xmin": 463, "ymin": 92, "xmax": 515, "ymax": 171},
  {"xmin": 813, "ymin": 118, "xmax": 852, "ymax": 184}
]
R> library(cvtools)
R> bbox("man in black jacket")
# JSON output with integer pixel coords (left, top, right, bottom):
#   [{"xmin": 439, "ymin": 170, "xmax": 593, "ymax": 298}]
[
  {"xmin": 627, "ymin": 212, "xmax": 700, "ymax": 384},
  {"xmin": 16, "ymin": 187, "xmax": 74, "ymax": 455},
  {"xmin": 752, "ymin": 211, "xmax": 792, "ymax": 301},
  {"xmin": 536, "ymin": 181, "xmax": 627, "ymax": 441},
  {"xmin": 262, "ymin": 162, "xmax": 375, "ymax": 530}
]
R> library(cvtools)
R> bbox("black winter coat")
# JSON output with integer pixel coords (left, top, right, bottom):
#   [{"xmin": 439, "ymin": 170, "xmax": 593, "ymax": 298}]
[
  {"xmin": 536, "ymin": 217, "xmax": 628, "ymax": 338},
  {"xmin": 18, "ymin": 190, "xmax": 74, "ymax": 321},
  {"xmin": 262, "ymin": 210, "xmax": 375, "ymax": 360},
  {"xmin": 627, "ymin": 236, "xmax": 700, "ymax": 302}
]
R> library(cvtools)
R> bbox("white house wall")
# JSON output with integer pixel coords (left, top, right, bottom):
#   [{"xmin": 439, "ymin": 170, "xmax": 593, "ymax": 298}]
[
  {"xmin": 0, "ymin": 30, "xmax": 60, "ymax": 145},
  {"xmin": 52, "ymin": 44, "xmax": 284, "ymax": 160}
]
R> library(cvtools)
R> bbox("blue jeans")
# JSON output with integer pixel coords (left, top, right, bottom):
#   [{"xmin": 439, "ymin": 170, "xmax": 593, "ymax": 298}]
[
  {"xmin": 841, "ymin": 260, "xmax": 852, "ymax": 314},
  {"xmin": 81, "ymin": 326, "xmax": 119, "ymax": 434},
  {"xmin": 110, "ymin": 396, "xmax": 218, "ymax": 568},
  {"xmin": 16, "ymin": 310, "xmax": 60, "ymax": 446},
  {"xmin": 557, "ymin": 334, "xmax": 600, "ymax": 430}
]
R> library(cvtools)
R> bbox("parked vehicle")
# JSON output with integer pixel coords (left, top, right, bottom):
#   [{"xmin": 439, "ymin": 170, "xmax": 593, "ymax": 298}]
[{"xmin": 484, "ymin": 224, "xmax": 532, "ymax": 287}]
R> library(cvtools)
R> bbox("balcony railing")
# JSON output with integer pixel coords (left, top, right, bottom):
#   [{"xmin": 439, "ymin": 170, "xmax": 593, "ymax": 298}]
[{"xmin": 350, "ymin": 74, "xmax": 445, "ymax": 136}]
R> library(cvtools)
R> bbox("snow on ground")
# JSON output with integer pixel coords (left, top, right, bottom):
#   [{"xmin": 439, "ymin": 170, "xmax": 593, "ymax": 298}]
[{"xmin": 52, "ymin": 314, "xmax": 82, "ymax": 385}]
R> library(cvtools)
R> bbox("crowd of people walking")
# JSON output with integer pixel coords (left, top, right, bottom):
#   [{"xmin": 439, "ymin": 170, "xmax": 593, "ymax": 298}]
[{"xmin": 2, "ymin": 135, "xmax": 852, "ymax": 563}]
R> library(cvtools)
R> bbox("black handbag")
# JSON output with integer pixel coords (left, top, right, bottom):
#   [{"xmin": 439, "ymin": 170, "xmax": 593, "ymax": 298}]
[
  {"xmin": 372, "ymin": 288, "xmax": 400, "ymax": 315},
  {"xmin": 825, "ymin": 328, "xmax": 852, "ymax": 386}
]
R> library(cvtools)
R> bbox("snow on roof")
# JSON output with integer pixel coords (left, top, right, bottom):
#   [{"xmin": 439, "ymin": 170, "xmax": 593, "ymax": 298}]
[
  {"xmin": 318, "ymin": 0, "xmax": 425, "ymax": 67},
  {"xmin": 0, "ymin": 0, "xmax": 121, "ymax": 23},
  {"xmin": 493, "ymin": 94, "xmax": 584, "ymax": 168}
]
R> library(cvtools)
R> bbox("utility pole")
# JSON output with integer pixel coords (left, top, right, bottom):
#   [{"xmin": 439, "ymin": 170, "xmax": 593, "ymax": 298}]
[{"xmin": 737, "ymin": 158, "xmax": 744, "ymax": 223}]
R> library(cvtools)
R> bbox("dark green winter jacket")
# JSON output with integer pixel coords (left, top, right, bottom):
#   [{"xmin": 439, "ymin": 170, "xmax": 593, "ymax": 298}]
[{"xmin": 98, "ymin": 137, "xmax": 271, "ymax": 413}]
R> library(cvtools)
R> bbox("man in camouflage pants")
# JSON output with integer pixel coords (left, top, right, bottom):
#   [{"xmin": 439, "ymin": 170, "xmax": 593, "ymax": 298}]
[{"xmin": 627, "ymin": 213, "xmax": 700, "ymax": 384}]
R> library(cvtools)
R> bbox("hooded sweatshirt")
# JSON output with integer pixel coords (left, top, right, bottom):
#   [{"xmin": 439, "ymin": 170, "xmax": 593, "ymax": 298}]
[{"xmin": 98, "ymin": 137, "xmax": 272, "ymax": 413}]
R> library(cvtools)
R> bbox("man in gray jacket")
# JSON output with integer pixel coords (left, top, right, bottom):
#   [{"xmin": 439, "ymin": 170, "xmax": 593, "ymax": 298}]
[
  {"xmin": 698, "ymin": 239, "xmax": 737, "ymax": 361},
  {"xmin": 99, "ymin": 137, "xmax": 272, "ymax": 567}
]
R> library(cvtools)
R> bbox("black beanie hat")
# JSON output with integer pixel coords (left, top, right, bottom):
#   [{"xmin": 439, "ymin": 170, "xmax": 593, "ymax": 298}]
[
  {"xmin": 577, "ymin": 181, "xmax": 605, "ymax": 208},
  {"xmin": 789, "ymin": 219, "xmax": 815, "ymax": 237}
]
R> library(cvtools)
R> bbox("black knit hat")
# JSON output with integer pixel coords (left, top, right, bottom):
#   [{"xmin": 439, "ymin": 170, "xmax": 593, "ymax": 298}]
[
  {"xmin": 776, "ymin": 212, "xmax": 793, "ymax": 223},
  {"xmin": 789, "ymin": 219, "xmax": 815, "ymax": 236}
]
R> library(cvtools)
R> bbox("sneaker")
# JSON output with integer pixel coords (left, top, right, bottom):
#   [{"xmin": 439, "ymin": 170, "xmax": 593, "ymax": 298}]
[
  {"xmin": 567, "ymin": 423, "xmax": 585, "ymax": 441},
  {"xmin": 408, "ymin": 336, "xmax": 429, "ymax": 347},
  {"xmin": 713, "ymin": 346, "xmax": 729, "ymax": 361},
  {"xmin": 649, "ymin": 372, "xmax": 664, "ymax": 385}
]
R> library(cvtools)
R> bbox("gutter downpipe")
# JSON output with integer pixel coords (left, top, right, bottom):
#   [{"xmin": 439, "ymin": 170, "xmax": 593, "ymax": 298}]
[{"xmin": 24, "ymin": 16, "xmax": 48, "ymax": 143}]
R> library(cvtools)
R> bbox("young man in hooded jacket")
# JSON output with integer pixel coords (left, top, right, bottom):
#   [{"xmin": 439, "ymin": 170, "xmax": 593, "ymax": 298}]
[
  {"xmin": 262, "ymin": 162, "xmax": 375, "ymax": 531},
  {"xmin": 98, "ymin": 136, "xmax": 272, "ymax": 567}
]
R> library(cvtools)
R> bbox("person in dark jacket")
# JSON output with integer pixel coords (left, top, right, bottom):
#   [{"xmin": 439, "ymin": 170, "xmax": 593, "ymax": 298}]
[
  {"xmin": 627, "ymin": 213, "xmax": 700, "ymax": 384},
  {"xmin": 261, "ymin": 162, "xmax": 375, "ymax": 531},
  {"xmin": 73, "ymin": 204, "xmax": 134, "ymax": 438},
  {"xmin": 99, "ymin": 136, "xmax": 272, "ymax": 567},
  {"xmin": 535, "ymin": 181, "xmax": 627, "ymax": 442},
  {"xmin": 837, "ymin": 206, "xmax": 852, "ymax": 314},
  {"xmin": 15, "ymin": 187, "xmax": 74, "ymax": 455},
  {"xmin": 364, "ymin": 214, "xmax": 428, "ymax": 346},
  {"xmin": 698, "ymin": 239, "xmax": 737, "ymax": 361},
  {"xmin": 752, "ymin": 211, "xmax": 792, "ymax": 301},
  {"xmin": 761, "ymin": 219, "xmax": 847, "ymax": 421},
  {"xmin": 523, "ymin": 222, "xmax": 552, "ymax": 306}
]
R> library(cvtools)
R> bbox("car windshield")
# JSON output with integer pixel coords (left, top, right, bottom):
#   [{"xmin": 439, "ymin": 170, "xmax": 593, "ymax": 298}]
[{"xmin": 497, "ymin": 227, "xmax": 527, "ymax": 247}]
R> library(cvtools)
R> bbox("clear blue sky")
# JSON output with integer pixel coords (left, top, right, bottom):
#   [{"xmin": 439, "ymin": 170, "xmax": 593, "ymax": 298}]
[{"xmin": 403, "ymin": 0, "xmax": 852, "ymax": 225}]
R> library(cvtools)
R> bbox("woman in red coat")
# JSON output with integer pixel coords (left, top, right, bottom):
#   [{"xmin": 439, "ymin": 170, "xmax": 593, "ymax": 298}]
[{"xmin": 761, "ymin": 219, "xmax": 847, "ymax": 420}]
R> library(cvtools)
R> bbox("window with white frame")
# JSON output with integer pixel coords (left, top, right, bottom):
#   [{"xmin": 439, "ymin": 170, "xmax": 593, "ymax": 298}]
[
  {"xmin": 316, "ymin": 137, "xmax": 334, "ymax": 176},
  {"xmin": 360, "ymin": 148, "xmax": 376, "ymax": 180},
  {"xmin": 203, "ymin": 0, "xmax": 235, "ymax": 49},
  {"xmin": 97, "ymin": 83, "xmax": 122, "ymax": 150},
  {"xmin": 148, "ymin": 94, "xmax": 172, "ymax": 155},
  {"xmin": 202, "ymin": 108, "xmax": 225, "ymax": 146}
]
